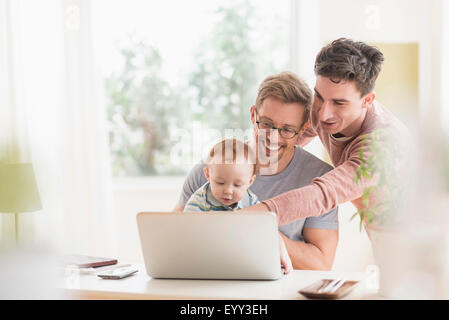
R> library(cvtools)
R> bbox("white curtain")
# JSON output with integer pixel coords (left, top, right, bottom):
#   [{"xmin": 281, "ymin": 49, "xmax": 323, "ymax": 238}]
[
  {"xmin": 442, "ymin": 0, "xmax": 449, "ymax": 134},
  {"xmin": 0, "ymin": 0, "xmax": 117, "ymax": 257},
  {"xmin": 0, "ymin": 0, "xmax": 29, "ymax": 240}
]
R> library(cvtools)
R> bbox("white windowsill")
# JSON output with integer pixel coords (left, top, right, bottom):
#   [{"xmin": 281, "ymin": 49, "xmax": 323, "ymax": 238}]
[{"xmin": 112, "ymin": 176, "xmax": 186, "ymax": 191}]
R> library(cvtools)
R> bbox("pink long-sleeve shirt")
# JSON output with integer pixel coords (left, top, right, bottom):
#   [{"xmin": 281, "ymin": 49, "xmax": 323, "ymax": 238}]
[{"xmin": 263, "ymin": 101, "xmax": 407, "ymax": 226}]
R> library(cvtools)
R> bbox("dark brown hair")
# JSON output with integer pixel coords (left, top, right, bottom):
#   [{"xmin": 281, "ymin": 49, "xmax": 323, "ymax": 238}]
[
  {"xmin": 314, "ymin": 38, "xmax": 384, "ymax": 96},
  {"xmin": 255, "ymin": 71, "xmax": 312, "ymax": 128}
]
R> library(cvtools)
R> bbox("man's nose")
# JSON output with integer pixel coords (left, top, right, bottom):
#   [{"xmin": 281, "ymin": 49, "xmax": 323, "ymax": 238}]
[
  {"xmin": 267, "ymin": 129, "xmax": 281, "ymax": 143},
  {"xmin": 318, "ymin": 101, "xmax": 332, "ymax": 121}
]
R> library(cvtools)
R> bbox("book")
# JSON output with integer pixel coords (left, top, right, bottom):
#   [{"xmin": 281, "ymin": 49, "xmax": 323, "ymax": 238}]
[{"xmin": 64, "ymin": 254, "xmax": 118, "ymax": 268}]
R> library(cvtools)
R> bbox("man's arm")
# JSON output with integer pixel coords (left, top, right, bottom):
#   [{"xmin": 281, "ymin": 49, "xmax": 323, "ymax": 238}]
[
  {"xmin": 280, "ymin": 228, "xmax": 338, "ymax": 270},
  {"xmin": 241, "ymin": 137, "xmax": 375, "ymax": 225},
  {"xmin": 173, "ymin": 162, "xmax": 207, "ymax": 212}
]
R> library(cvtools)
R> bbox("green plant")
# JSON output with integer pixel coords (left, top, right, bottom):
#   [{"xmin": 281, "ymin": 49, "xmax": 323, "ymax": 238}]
[
  {"xmin": 105, "ymin": 38, "xmax": 190, "ymax": 176},
  {"xmin": 352, "ymin": 128, "xmax": 408, "ymax": 230},
  {"xmin": 189, "ymin": 0, "xmax": 258, "ymax": 131},
  {"xmin": 105, "ymin": 0, "xmax": 288, "ymax": 177}
]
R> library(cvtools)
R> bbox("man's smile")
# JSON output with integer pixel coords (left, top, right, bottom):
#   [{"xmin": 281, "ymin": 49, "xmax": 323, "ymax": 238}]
[
  {"xmin": 320, "ymin": 120, "xmax": 339, "ymax": 130},
  {"xmin": 260, "ymin": 138, "xmax": 284, "ymax": 156}
]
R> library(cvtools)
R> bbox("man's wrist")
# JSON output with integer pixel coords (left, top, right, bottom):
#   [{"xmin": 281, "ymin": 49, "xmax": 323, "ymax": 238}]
[
  {"xmin": 260, "ymin": 201, "xmax": 271, "ymax": 212},
  {"xmin": 262, "ymin": 200, "xmax": 279, "ymax": 216}
]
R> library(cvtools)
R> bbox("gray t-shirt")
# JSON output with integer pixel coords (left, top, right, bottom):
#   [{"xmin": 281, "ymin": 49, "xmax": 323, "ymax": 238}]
[{"xmin": 177, "ymin": 146, "xmax": 339, "ymax": 242}]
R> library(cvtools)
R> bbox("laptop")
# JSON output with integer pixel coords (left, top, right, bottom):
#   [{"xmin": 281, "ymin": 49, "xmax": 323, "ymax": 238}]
[{"xmin": 136, "ymin": 211, "xmax": 283, "ymax": 280}]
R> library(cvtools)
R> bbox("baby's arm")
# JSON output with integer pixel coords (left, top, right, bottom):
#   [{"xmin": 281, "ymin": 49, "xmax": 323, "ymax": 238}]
[
  {"xmin": 183, "ymin": 191, "xmax": 208, "ymax": 212},
  {"xmin": 183, "ymin": 202, "xmax": 205, "ymax": 212}
]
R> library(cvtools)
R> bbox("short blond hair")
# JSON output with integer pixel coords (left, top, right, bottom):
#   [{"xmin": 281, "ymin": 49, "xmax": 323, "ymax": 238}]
[
  {"xmin": 255, "ymin": 71, "xmax": 312, "ymax": 127},
  {"xmin": 206, "ymin": 139, "xmax": 257, "ymax": 175}
]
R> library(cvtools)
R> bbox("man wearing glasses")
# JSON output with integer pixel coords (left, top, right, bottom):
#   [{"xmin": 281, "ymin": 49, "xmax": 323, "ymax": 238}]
[{"xmin": 174, "ymin": 71, "xmax": 339, "ymax": 272}]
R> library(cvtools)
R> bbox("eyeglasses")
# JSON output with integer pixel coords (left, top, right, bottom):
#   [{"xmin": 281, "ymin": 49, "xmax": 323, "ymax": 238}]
[{"xmin": 255, "ymin": 111, "xmax": 301, "ymax": 139}]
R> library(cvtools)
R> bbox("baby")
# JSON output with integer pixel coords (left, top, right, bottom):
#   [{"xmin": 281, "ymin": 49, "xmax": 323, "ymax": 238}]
[{"xmin": 184, "ymin": 138, "xmax": 259, "ymax": 211}]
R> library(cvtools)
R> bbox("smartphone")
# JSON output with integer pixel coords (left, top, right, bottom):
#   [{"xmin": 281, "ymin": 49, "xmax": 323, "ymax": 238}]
[{"xmin": 97, "ymin": 267, "xmax": 138, "ymax": 279}]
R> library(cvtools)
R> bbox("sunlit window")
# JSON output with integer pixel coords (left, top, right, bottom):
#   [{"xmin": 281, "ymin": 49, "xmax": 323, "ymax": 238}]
[{"xmin": 91, "ymin": 0, "xmax": 290, "ymax": 177}]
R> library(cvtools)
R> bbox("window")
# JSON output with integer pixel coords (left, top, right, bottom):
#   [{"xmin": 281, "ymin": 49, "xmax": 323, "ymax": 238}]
[{"xmin": 91, "ymin": 0, "xmax": 290, "ymax": 176}]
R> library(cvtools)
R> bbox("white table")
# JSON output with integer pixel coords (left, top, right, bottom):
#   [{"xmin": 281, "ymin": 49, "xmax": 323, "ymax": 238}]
[{"xmin": 63, "ymin": 264, "xmax": 380, "ymax": 300}]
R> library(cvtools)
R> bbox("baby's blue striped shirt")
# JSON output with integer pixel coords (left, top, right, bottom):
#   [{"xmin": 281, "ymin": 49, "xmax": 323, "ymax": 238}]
[{"xmin": 184, "ymin": 182, "xmax": 259, "ymax": 212}]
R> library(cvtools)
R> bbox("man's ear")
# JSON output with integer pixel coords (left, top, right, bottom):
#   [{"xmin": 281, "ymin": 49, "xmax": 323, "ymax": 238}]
[
  {"xmin": 203, "ymin": 166, "xmax": 210, "ymax": 182},
  {"xmin": 248, "ymin": 174, "xmax": 256, "ymax": 186},
  {"xmin": 250, "ymin": 105, "xmax": 256, "ymax": 124},
  {"xmin": 362, "ymin": 92, "xmax": 375, "ymax": 108}
]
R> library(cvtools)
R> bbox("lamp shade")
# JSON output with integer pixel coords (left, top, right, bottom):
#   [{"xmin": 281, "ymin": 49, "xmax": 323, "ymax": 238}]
[{"xmin": 0, "ymin": 163, "xmax": 42, "ymax": 213}]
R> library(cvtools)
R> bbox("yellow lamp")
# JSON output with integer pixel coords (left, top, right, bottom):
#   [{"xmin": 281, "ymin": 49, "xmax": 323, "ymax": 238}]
[{"xmin": 0, "ymin": 163, "xmax": 42, "ymax": 243}]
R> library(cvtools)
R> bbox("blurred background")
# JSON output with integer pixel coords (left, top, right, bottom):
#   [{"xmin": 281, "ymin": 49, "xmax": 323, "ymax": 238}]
[{"xmin": 1, "ymin": 0, "xmax": 448, "ymax": 292}]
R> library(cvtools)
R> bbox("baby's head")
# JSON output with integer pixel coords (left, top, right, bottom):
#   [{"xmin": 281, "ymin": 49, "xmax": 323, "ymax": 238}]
[{"xmin": 203, "ymin": 139, "xmax": 257, "ymax": 207}]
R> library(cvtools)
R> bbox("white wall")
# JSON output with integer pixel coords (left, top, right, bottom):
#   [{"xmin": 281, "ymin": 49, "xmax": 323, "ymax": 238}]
[
  {"xmin": 441, "ymin": 0, "xmax": 449, "ymax": 134},
  {"xmin": 318, "ymin": 0, "xmax": 445, "ymax": 129},
  {"xmin": 112, "ymin": 177, "xmax": 183, "ymax": 263},
  {"xmin": 333, "ymin": 203, "xmax": 374, "ymax": 271},
  {"xmin": 319, "ymin": 0, "xmax": 423, "ymax": 42}
]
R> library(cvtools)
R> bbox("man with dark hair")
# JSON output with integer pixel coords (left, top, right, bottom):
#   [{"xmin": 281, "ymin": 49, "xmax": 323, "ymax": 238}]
[{"xmin": 243, "ymin": 38, "xmax": 407, "ymax": 228}]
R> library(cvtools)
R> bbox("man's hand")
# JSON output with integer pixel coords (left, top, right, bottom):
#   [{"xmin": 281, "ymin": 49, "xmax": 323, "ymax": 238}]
[
  {"xmin": 173, "ymin": 205, "xmax": 184, "ymax": 212},
  {"xmin": 238, "ymin": 202, "xmax": 270, "ymax": 212},
  {"xmin": 239, "ymin": 202, "xmax": 282, "ymax": 229},
  {"xmin": 279, "ymin": 234, "xmax": 292, "ymax": 274}
]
